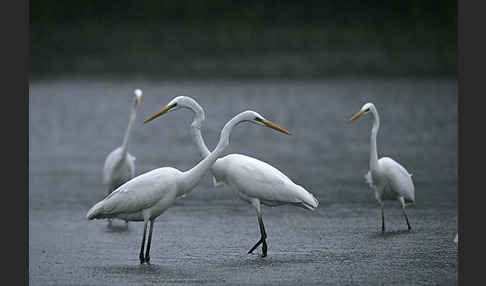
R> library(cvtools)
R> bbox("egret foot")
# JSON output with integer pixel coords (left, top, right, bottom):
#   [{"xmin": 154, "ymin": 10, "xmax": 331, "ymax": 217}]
[
  {"xmin": 261, "ymin": 240, "xmax": 268, "ymax": 257},
  {"xmin": 248, "ymin": 237, "xmax": 267, "ymax": 257}
]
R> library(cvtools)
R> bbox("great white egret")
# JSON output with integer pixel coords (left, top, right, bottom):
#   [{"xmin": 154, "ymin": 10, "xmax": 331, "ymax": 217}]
[
  {"xmin": 144, "ymin": 96, "xmax": 319, "ymax": 257},
  {"xmin": 102, "ymin": 89, "xmax": 142, "ymax": 225},
  {"xmin": 349, "ymin": 102, "xmax": 415, "ymax": 232},
  {"xmin": 87, "ymin": 110, "xmax": 290, "ymax": 264},
  {"xmin": 103, "ymin": 89, "xmax": 142, "ymax": 195}
]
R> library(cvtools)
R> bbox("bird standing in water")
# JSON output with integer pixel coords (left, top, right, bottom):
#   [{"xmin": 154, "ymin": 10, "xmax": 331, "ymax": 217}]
[
  {"xmin": 144, "ymin": 96, "xmax": 319, "ymax": 257},
  {"xmin": 349, "ymin": 102, "xmax": 415, "ymax": 232},
  {"xmin": 102, "ymin": 89, "xmax": 142, "ymax": 225},
  {"xmin": 87, "ymin": 109, "xmax": 291, "ymax": 263}
]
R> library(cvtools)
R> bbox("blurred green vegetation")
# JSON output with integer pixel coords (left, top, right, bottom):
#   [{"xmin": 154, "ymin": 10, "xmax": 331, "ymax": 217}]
[{"xmin": 30, "ymin": 0, "xmax": 456, "ymax": 78}]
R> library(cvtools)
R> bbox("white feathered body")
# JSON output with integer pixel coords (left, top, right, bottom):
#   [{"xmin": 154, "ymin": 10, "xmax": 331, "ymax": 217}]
[
  {"xmin": 89, "ymin": 167, "xmax": 182, "ymax": 222},
  {"xmin": 211, "ymin": 154, "xmax": 319, "ymax": 210},
  {"xmin": 103, "ymin": 147, "xmax": 136, "ymax": 194},
  {"xmin": 365, "ymin": 157, "xmax": 415, "ymax": 204}
]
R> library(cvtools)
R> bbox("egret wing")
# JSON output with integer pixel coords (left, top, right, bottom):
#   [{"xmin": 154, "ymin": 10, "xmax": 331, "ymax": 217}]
[
  {"xmin": 99, "ymin": 168, "xmax": 177, "ymax": 215},
  {"xmin": 102, "ymin": 148, "xmax": 123, "ymax": 184},
  {"xmin": 379, "ymin": 157, "xmax": 415, "ymax": 202},
  {"xmin": 221, "ymin": 154, "xmax": 308, "ymax": 204}
]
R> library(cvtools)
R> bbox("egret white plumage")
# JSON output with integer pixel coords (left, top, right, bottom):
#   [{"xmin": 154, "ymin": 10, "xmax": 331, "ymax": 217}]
[
  {"xmin": 103, "ymin": 89, "xmax": 142, "ymax": 195},
  {"xmin": 349, "ymin": 102, "xmax": 415, "ymax": 232},
  {"xmin": 145, "ymin": 96, "xmax": 319, "ymax": 257},
  {"xmin": 87, "ymin": 109, "xmax": 291, "ymax": 264},
  {"xmin": 102, "ymin": 89, "xmax": 142, "ymax": 225}
]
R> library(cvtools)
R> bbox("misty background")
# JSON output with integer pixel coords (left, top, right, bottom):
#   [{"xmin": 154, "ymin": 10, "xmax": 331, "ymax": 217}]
[{"xmin": 30, "ymin": 0, "xmax": 456, "ymax": 79}]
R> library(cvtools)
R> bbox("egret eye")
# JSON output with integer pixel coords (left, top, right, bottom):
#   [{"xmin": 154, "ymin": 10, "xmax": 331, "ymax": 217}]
[{"xmin": 255, "ymin": 117, "xmax": 263, "ymax": 123}]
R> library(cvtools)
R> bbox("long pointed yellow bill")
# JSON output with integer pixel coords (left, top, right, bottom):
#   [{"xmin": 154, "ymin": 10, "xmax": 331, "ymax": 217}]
[
  {"xmin": 144, "ymin": 103, "xmax": 176, "ymax": 123},
  {"xmin": 136, "ymin": 95, "xmax": 141, "ymax": 106},
  {"xmin": 262, "ymin": 119, "xmax": 292, "ymax": 135},
  {"xmin": 349, "ymin": 110, "xmax": 365, "ymax": 123}
]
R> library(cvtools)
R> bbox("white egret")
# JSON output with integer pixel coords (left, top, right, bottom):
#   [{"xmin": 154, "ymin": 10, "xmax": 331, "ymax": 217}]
[
  {"xmin": 145, "ymin": 96, "xmax": 319, "ymax": 257},
  {"xmin": 102, "ymin": 89, "xmax": 142, "ymax": 225},
  {"xmin": 103, "ymin": 89, "xmax": 142, "ymax": 195},
  {"xmin": 454, "ymin": 232, "xmax": 458, "ymax": 244},
  {"xmin": 87, "ymin": 110, "xmax": 291, "ymax": 264},
  {"xmin": 349, "ymin": 102, "xmax": 415, "ymax": 232}
]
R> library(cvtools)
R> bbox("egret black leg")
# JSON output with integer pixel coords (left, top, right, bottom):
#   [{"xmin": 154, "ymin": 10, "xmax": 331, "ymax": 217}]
[
  {"xmin": 248, "ymin": 199, "xmax": 268, "ymax": 257},
  {"xmin": 145, "ymin": 220, "xmax": 154, "ymax": 264},
  {"xmin": 402, "ymin": 207, "xmax": 412, "ymax": 230},
  {"xmin": 248, "ymin": 215, "xmax": 268, "ymax": 257},
  {"xmin": 139, "ymin": 220, "xmax": 148, "ymax": 264},
  {"xmin": 381, "ymin": 203, "xmax": 385, "ymax": 233},
  {"xmin": 399, "ymin": 197, "xmax": 412, "ymax": 231}
]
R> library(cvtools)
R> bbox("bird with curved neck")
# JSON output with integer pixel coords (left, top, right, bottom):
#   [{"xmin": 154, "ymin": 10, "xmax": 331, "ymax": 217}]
[
  {"xmin": 144, "ymin": 96, "xmax": 319, "ymax": 257},
  {"xmin": 349, "ymin": 102, "xmax": 415, "ymax": 233},
  {"xmin": 87, "ymin": 109, "xmax": 291, "ymax": 264}
]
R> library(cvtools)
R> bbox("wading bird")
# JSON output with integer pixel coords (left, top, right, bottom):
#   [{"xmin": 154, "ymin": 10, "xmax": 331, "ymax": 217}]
[
  {"xmin": 144, "ymin": 96, "xmax": 319, "ymax": 257},
  {"xmin": 87, "ymin": 109, "xmax": 290, "ymax": 264},
  {"xmin": 349, "ymin": 102, "xmax": 415, "ymax": 232},
  {"xmin": 102, "ymin": 89, "xmax": 142, "ymax": 225}
]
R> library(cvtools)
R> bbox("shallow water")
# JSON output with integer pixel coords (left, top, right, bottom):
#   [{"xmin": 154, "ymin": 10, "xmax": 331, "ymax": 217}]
[{"xmin": 29, "ymin": 77, "xmax": 457, "ymax": 285}]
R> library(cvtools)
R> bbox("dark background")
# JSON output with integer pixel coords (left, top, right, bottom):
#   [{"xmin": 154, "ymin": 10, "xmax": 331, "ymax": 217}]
[{"xmin": 30, "ymin": 0, "xmax": 456, "ymax": 79}]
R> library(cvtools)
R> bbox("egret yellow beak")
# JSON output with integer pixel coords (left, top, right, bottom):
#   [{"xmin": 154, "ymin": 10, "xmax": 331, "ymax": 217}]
[
  {"xmin": 261, "ymin": 119, "xmax": 291, "ymax": 135},
  {"xmin": 349, "ymin": 110, "xmax": 365, "ymax": 123},
  {"xmin": 144, "ymin": 103, "xmax": 176, "ymax": 123},
  {"xmin": 136, "ymin": 95, "xmax": 141, "ymax": 106}
]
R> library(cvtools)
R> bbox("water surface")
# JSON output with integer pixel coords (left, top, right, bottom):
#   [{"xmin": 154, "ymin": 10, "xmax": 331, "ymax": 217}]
[{"xmin": 29, "ymin": 77, "xmax": 457, "ymax": 285}]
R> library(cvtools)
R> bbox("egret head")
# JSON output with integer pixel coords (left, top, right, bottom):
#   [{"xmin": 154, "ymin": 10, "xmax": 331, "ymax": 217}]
[
  {"xmin": 349, "ymin": 102, "xmax": 375, "ymax": 123},
  {"xmin": 238, "ymin": 110, "xmax": 291, "ymax": 136},
  {"xmin": 133, "ymin": 89, "xmax": 143, "ymax": 107},
  {"xmin": 143, "ymin": 95, "xmax": 204, "ymax": 124}
]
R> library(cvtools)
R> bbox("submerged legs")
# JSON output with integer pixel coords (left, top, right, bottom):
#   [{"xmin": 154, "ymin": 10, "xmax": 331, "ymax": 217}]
[{"xmin": 248, "ymin": 199, "xmax": 268, "ymax": 257}]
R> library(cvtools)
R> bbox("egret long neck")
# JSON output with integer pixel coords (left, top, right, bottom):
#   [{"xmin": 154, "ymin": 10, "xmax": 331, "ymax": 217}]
[
  {"xmin": 121, "ymin": 106, "xmax": 136, "ymax": 158},
  {"xmin": 189, "ymin": 107, "xmax": 211, "ymax": 159},
  {"xmin": 369, "ymin": 108, "xmax": 380, "ymax": 171},
  {"xmin": 178, "ymin": 114, "xmax": 239, "ymax": 194}
]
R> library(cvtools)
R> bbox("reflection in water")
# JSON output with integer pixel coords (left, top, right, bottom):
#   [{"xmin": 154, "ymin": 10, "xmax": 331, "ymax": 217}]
[{"xmin": 105, "ymin": 221, "xmax": 130, "ymax": 234}]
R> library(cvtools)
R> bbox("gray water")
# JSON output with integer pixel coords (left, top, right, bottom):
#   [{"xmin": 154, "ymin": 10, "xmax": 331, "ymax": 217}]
[{"xmin": 29, "ymin": 77, "xmax": 457, "ymax": 285}]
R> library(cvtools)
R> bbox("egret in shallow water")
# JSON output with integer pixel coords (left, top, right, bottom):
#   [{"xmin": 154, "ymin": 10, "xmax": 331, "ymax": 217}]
[
  {"xmin": 349, "ymin": 102, "xmax": 415, "ymax": 232},
  {"xmin": 144, "ymin": 96, "xmax": 319, "ymax": 257},
  {"xmin": 103, "ymin": 89, "xmax": 142, "ymax": 195},
  {"xmin": 102, "ymin": 89, "xmax": 142, "ymax": 225},
  {"xmin": 87, "ymin": 109, "xmax": 291, "ymax": 264}
]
